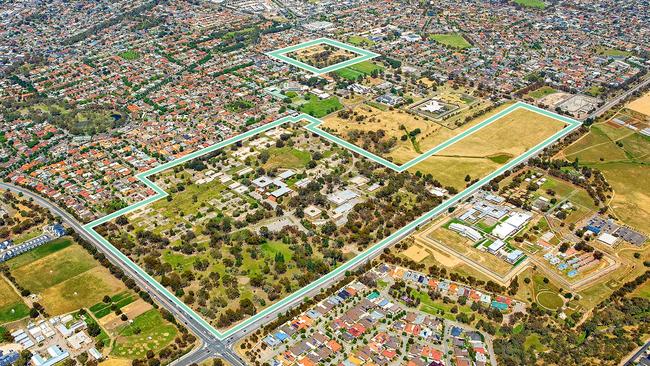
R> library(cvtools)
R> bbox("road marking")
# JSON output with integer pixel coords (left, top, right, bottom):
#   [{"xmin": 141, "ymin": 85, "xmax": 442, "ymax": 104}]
[{"xmin": 83, "ymin": 101, "xmax": 581, "ymax": 340}]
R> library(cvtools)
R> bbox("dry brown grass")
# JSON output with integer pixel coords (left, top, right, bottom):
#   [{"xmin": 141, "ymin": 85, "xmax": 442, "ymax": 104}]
[
  {"xmin": 402, "ymin": 244, "xmax": 430, "ymax": 263},
  {"xmin": 440, "ymin": 108, "xmax": 567, "ymax": 157},
  {"xmin": 627, "ymin": 92, "xmax": 650, "ymax": 116},
  {"xmin": 99, "ymin": 299, "xmax": 153, "ymax": 330},
  {"xmin": 408, "ymin": 156, "xmax": 501, "ymax": 188},
  {"xmin": 39, "ymin": 267, "xmax": 126, "ymax": 315}
]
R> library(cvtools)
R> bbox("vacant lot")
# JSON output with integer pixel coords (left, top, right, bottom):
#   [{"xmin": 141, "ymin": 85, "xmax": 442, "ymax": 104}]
[
  {"xmin": 405, "ymin": 107, "xmax": 567, "ymax": 189},
  {"xmin": 429, "ymin": 34, "xmax": 471, "ymax": 49},
  {"xmin": 263, "ymin": 147, "xmax": 311, "ymax": 170},
  {"xmin": 286, "ymin": 44, "xmax": 357, "ymax": 69},
  {"xmin": 322, "ymin": 104, "xmax": 437, "ymax": 159},
  {"xmin": 527, "ymin": 86, "xmax": 557, "ymax": 100}
]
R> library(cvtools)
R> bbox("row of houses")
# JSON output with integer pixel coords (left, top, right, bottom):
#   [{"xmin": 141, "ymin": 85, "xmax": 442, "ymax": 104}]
[
  {"xmin": 380, "ymin": 264, "xmax": 517, "ymax": 312},
  {"xmin": 0, "ymin": 224, "xmax": 65, "ymax": 263}
]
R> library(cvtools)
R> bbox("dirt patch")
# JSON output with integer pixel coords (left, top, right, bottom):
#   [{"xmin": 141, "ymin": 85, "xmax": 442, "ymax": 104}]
[
  {"xmin": 402, "ymin": 244, "xmax": 430, "ymax": 263},
  {"xmin": 627, "ymin": 92, "xmax": 650, "ymax": 116},
  {"xmin": 99, "ymin": 299, "xmax": 152, "ymax": 330},
  {"xmin": 99, "ymin": 357, "xmax": 132, "ymax": 366}
]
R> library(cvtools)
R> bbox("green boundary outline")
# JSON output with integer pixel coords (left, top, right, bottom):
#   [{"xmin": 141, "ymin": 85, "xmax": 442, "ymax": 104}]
[
  {"xmin": 83, "ymin": 101, "xmax": 581, "ymax": 340},
  {"xmin": 266, "ymin": 37, "xmax": 380, "ymax": 75}
]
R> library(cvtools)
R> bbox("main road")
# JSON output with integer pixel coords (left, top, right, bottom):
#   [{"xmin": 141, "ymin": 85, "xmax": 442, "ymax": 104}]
[
  {"xmin": 588, "ymin": 75, "xmax": 650, "ymax": 120},
  {"xmin": 0, "ymin": 182, "xmax": 244, "ymax": 366}
]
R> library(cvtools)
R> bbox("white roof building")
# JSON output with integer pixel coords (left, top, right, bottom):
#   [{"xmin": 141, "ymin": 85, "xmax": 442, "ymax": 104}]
[
  {"xmin": 598, "ymin": 232, "xmax": 617, "ymax": 246},
  {"xmin": 449, "ymin": 223, "xmax": 483, "ymax": 242}
]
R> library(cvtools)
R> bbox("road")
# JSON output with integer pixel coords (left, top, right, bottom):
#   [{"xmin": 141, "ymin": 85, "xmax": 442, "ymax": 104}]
[
  {"xmin": 0, "ymin": 182, "xmax": 244, "ymax": 366},
  {"xmin": 588, "ymin": 75, "xmax": 650, "ymax": 120}
]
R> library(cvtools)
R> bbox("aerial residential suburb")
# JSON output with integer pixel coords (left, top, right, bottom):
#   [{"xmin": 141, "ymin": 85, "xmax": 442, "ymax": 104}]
[{"xmin": 0, "ymin": 1, "xmax": 648, "ymax": 366}]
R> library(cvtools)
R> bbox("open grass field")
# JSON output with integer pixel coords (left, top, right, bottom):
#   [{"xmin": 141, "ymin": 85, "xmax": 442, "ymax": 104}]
[
  {"xmin": 409, "ymin": 155, "xmax": 502, "ymax": 189},
  {"xmin": 439, "ymin": 108, "xmax": 567, "ymax": 157},
  {"xmin": 119, "ymin": 50, "xmax": 141, "ymax": 60},
  {"xmin": 0, "ymin": 276, "xmax": 30, "ymax": 324},
  {"xmin": 39, "ymin": 266, "xmax": 127, "ymax": 315},
  {"xmin": 5, "ymin": 237, "xmax": 126, "ymax": 316},
  {"xmin": 560, "ymin": 123, "xmax": 650, "ymax": 231},
  {"xmin": 298, "ymin": 94, "xmax": 343, "ymax": 117},
  {"xmin": 596, "ymin": 46, "xmax": 632, "ymax": 58},
  {"xmin": 627, "ymin": 92, "xmax": 650, "ymax": 116},
  {"xmin": 111, "ymin": 309, "xmax": 178, "ymax": 359},
  {"xmin": 536, "ymin": 291, "xmax": 564, "ymax": 310},
  {"xmin": 402, "ymin": 108, "xmax": 568, "ymax": 188},
  {"xmin": 527, "ymin": 86, "xmax": 558, "ymax": 100},
  {"xmin": 335, "ymin": 60, "xmax": 383, "ymax": 80},
  {"xmin": 514, "ymin": 0, "xmax": 546, "ymax": 8},
  {"xmin": 12, "ymin": 244, "xmax": 98, "ymax": 292},
  {"xmin": 429, "ymin": 34, "xmax": 471, "ymax": 49},
  {"xmin": 347, "ymin": 35, "xmax": 374, "ymax": 47},
  {"xmin": 263, "ymin": 146, "xmax": 311, "ymax": 170}
]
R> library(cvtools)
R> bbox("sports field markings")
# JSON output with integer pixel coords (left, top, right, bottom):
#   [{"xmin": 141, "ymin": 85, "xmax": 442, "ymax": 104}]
[
  {"xmin": 83, "ymin": 101, "xmax": 581, "ymax": 340},
  {"xmin": 266, "ymin": 37, "xmax": 380, "ymax": 75}
]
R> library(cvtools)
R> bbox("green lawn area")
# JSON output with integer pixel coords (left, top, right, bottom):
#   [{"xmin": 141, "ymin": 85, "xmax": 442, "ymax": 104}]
[
  {"xmin": 596, "ymin": 46, "xmax": 631, "ymax": 58},
  {"xmin": 524, "ymin": 333, "xmax": 547, "ymax": 352},
  {"xmin": 335, "ymin": 61, "xmax": 383, "ymax": 81},
  {"xmin": 514, "ymin": 0, "xmax": 546, "ymax": 8},
  {"xmin": 261, "ymin": 241, "xmax": 294, "ymax": 262},
  {"xmin": 89, "ymin": 291, "xmax": 136, "ymax": 319},
  {"xmin": 347, "ymin": 36, "xmax": 374, "ymax": 47},
  {"xmin": 527, "ymin": 86, "xmax": 558, "ymax": 100},
  {"xmin": 162, "ymin": 250, "xmax": 199, "ymax": 272},
  {"xmin": 111, "ymin": 309, "xmax": 178, "ymax": 359},
  {"xmin": 119, "ymin": 50, "xmax": 141, "ymax": 60},
  {"xmin": 4, "ymin": 237, "xmax": 73, "ymax": 270},
  {"xmin": 298, "ymin": 94, "xmax": 343, "ymax": 118},
  {"xmin": 512, "ymin": 323, "xmax": 524, "ymax": 334},
  {"xmin": 263, "ymin": 147, "xmax": 311, "ymax": 170},
  {"xmin": 536, "ymin": 291, "xmax": 564, "ymax": 310},
  {"xmin": 0, "ymin": 277, "xmax": 30, "ymax": 324},
  {"xmin": 585, "ymin": 85, "xmax": 604, "ymax": 97},
  {"xmin": 487, "ymin": 153, "xmax": 513, "ymax": 164},
  {"xmin": 429, "ymin": 34, "xmax": 471, "ymax": 49},
  {"xmin": 411, "ymin": 288, "xmax": 475, "ymax": 322}
]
